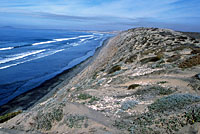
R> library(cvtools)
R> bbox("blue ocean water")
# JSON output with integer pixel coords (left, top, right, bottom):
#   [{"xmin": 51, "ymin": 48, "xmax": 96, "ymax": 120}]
[{"xmin": 0, "ymin": 27, "xmax": 112, "ymax": 106}]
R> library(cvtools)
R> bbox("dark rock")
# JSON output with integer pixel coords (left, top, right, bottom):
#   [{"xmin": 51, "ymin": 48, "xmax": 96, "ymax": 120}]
[
  {"xmin": 177, "ymin": 36, "xmax": 188, "ymax": 41},
  {"xmin": 195, "ymin": 74, "xmax": 200, "ymax": 80},
  {"xmin": 128, "ymin": 84, "xmax": 140, "ymax": 90},
  {"xmin": 193, "ymin": 40, "xmax": 199, "ymax": 43}
]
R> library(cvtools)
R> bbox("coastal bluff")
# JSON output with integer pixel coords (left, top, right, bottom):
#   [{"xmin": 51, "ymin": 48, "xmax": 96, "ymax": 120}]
[{"xmin": 1, "ymin": 27, "xmax": 200, "ymax": 134}]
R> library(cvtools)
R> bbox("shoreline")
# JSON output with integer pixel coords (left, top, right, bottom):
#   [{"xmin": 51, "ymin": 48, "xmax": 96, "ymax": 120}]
[{"xmin": 0, "ymin": 37, "xmax": 111, "ymax": 115}]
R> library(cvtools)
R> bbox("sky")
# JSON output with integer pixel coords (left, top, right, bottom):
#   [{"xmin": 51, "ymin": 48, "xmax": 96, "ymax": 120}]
[{"xmin": 0, "ymin": 0, "xmax": 200, "ymax": 31}]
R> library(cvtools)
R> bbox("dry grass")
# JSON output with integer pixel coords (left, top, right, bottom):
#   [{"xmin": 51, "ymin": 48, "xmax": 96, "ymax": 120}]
[
  {"xmin": 0, "ymin": 110, "xmax": 22, "ymax": 123},
  {"xmin": 179, "ymin": 54, "xmax": 200, "ymax": 68},
  {"xmin": 191, "ymin": 48, "xmax": 200, "ymax": 54},
  {"xmin": 167, "ymin": 55, "xmax": 181, "ymax": 62}
]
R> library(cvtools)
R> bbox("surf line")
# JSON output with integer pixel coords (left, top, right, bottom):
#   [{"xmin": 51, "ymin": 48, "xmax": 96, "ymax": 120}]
[{"xmin": 32, "ymin": 35, "xmax": 94, "ymax": 46}]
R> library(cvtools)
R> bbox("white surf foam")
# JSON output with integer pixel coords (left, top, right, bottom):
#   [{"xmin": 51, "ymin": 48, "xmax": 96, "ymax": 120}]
[
  {"xmin": 80, "ymin": 38, "xmax": 87, "ymax": 42},
  {"xmin": 78, "ymin": 35, "xmax": 94, "ymax": 38},
  {"xmin": 0, "ymin": 62, "xmax": 24, "ymax": 70},
  {"xmin": 0, "ymin": 47, "xmax": 14, "ymax": 51},
  {"xmin": 31, "ymin": 34, "xmax": 95, "ymax": 46},
  {"xmin": 71, "ymin": 43, "xmax": 79, "ymax": 47},
  {"xmin": 0, "ymin": 49, "xmax": 65, "ymax": 70},
  {"xmin": 51, "ymin": 49, "xmax": 65, "ymax": 53},
  {"xmin": 54, "ymin": 37, "xmax": 78, "ymax": 42},
  {"xmin": 80, "ymin": 36, "xmax": 95, "ymax": 43},
  {"xmin": 54, "ymin": 35, "xmax": 94, "ymax": 42},
  {"xmin": 0, "ymin": 49, "xmax": 46, "ymax": 64},
  {"xmin": 70, "ymin": 36, "xmax": 95, "ymax": 47},
  {"xmin": 32, "ymin": 41, "xmax": 57, "ymax": 46}
]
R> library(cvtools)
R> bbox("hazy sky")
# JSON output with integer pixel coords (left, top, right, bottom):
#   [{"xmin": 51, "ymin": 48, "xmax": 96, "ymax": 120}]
[{"xmin": 0, "ymin": 0, "xmax": 200, "ymax": 31}]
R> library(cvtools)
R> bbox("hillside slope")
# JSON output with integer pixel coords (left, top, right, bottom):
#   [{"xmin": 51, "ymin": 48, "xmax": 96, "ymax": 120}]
[{"xmin": 1, "ymin": 28, "xmax": 200, "ymax": 134}]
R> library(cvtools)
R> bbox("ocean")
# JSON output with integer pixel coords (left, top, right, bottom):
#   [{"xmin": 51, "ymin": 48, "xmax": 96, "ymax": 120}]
[{"xmin": 0, "ymin": 27, "xmax": 112, "ymax": 106}]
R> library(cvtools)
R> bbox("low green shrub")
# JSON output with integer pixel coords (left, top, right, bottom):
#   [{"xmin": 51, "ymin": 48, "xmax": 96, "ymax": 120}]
[
  {"xmin": 157, "ymin": 87, "xmax": 174, "ymax": 95},
  {"xmin": 88, "ymin": 96, "xmax": 99, "ymax": 104},
  {"xmin": 148, "ymin": 94, "xmax": 200, "ymax": 112},
  {"xmin": 157, "ymin": 81, "xmax": 168, "ymax": 84},
  {"xmin": 135, "ymin": 86, "xmax": 174, "ymax": 96},
  {"xmin": 77, "ymin": 93, "xmax": 92, "ymax": 100},
  {"xmin": 33, "ymin": 107, "xmax": 63, "ymax": 130},
  {"xmin": 65, "ymin": 114, "xmax": 88, "ymax": 128},
  {"xmin": 185, "ymin": 106, "xmax": 200, "ymax": 124},
  {"xmin": 121, "ymin": 100, "xmax": 138, "ymax": 110}
]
